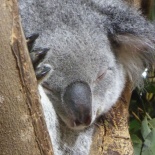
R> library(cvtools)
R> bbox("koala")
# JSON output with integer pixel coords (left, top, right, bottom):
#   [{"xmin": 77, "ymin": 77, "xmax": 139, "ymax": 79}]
[{"xmin": 19, "ymin": 0, "xmax": 155, "ymax": 154}]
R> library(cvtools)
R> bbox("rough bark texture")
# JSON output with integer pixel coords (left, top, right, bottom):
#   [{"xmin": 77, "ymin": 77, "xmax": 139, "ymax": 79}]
[
  {"xmin": 141, "ymin": 0, "xmax": 154, "ymax": 17},
  {"xmin": 125, "ymin": 0, "xmax": 141, "ymax": 7},
  {"xmin": 125, "ymin": 0, "xmax": 153, "ymax": 16},
  {"xmin": 0, "ymin": 0, "xmax": 53, "ymax": 154}
]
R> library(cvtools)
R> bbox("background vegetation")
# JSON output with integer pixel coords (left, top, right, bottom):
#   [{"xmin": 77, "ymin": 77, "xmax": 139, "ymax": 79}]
[{"xmin": 129, "ymin": 2, "xmax": 155, "ymax": 154}]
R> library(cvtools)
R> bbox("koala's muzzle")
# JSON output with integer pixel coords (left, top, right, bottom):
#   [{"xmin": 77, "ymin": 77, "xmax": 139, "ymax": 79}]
[{"xmin": 63, "ymin": 81, "xmax": 92, "ymax": 127}]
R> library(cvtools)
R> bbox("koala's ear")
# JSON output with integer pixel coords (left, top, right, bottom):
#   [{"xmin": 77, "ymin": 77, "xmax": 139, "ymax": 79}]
[
  {"xmin": 109, "ymin": 33, "xmax": 155, "ymax": 86},
  {"xmin": 110, "ymin": 33, "xmax": 155, "ymax": 57},
  {"xmin": 112, "ymin": 34, "xmax": 154, "ymax": 50}
]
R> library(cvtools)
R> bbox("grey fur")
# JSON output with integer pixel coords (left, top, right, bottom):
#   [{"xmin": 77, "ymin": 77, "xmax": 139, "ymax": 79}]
[{"xmin": 19, "ymin": 0, "xmax": 155, "ymax": 154}]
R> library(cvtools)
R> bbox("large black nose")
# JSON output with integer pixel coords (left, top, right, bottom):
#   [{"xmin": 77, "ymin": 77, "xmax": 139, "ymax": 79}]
[{"xmin": 63, "ymin": 81, "xmax": 92, "ymax": 127}]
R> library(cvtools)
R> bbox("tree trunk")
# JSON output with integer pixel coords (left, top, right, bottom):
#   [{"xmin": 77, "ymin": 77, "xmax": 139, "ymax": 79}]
[
  {"xmin": 125, "ymin": 0, "xmax": 141, "ymax": 7},
  {"xmin": 125, "ymin": 0, "xmax": 153, "ymax": 16},
  {"xmin": 0, "ymin": 0, "xmax": 53, "ymax": 154}
]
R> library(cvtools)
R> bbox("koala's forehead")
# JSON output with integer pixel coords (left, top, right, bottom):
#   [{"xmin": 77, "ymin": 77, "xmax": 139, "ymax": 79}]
[{"xmin": 45, "ymin": 29, "xmax": 114, "ymax": 75}]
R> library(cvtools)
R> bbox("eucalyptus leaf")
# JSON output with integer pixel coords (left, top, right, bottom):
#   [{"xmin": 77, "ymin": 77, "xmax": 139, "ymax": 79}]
[
  {"xmin": 129, "ymin": 119, "xmax": 141, "ymax": 133},
  {"xmin": 131, "ymin": 135, "xmax": 142, "ymax": 155},
  {"xmin": 131, "ymin": 134, "xmax": 142, "ymax": 144},
  {"xmin": 145, "ymin": 84, "xmax": 155, "ymax": 94},
  {"xmin": 149, "ymin": 118, "xmax": 155, "ymax": 128},
  {"xmin": 142, "ymin": 129, "xmax": 155, "ymax": 155},
  {"xmin": 141, "ymin": 117, "xmax": 151, "ymax": 139},
  {"xmin": 134, "ymin": 143, "xmax": 143, "ymax": 155}
]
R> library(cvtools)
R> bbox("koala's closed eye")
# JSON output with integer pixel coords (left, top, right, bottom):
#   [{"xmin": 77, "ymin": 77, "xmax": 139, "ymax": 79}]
[{"xmin": 96, "ymin": 67, "xmax": 114, "ymax": 81}]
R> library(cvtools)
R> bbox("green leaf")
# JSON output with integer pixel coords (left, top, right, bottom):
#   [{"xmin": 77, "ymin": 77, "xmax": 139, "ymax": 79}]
[
  {"xmin": 149, "ymin": 118, "xmax": 155, "ymax": 129},
  {"xmin": 134, "ymin": 143, "xmax": 143, "ymax": 155},
  {"xmin": 131, "ymin": 135, "xmax": 142, "ymax": 155},
  {"xmin": 142, "ymin": 129, "xmax": 155, "ymax": 155},
  {"xmin": 141, "ymin": 117, "xmax": 151, "ymax": 139},
  {"xmin": 129, "ymin": 119, "xmax": 141, "ymax": 133},
  {"xmin": 131, "ymin": 134, "xmax": 142, "ymax": 144},
  {"xmin": 145, "ymin": 84, "xmax": 155, "ymax": 94}
]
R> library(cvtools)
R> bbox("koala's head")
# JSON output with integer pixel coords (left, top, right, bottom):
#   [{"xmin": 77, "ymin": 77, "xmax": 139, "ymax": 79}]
[
  {"xmin": 40, "ymin": 2, "xmax": 155, "ymax": 130},
  {"xmin": 42, "ymin": 29, "xmax": 126, "ymax": 130}
]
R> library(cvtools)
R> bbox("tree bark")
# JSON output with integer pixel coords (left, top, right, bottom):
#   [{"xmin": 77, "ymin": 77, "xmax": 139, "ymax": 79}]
[
  {"xmin": 125, "ymin": 0, "xmax": 141, "ymax": 7},
  {"xmin": 0, "ymin": 0, "xmax": 53, "ymax": 154},
  {"xmin": 125, "ymin": 0, "xmax": 154, "ymax": 16}
]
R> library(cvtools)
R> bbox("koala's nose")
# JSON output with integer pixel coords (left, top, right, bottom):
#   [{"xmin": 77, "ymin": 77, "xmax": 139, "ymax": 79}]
[
  {"xmin": 74, "ymin": 115, "xmax": 91, "ymax": 127},
  {"xmin": 63, "ymin": 81, "xmax": 92, "ymax": 126}
]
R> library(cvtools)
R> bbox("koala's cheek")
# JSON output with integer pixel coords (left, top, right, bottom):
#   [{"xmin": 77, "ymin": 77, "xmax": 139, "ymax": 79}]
[
  {"xmin": 91, "ymin": 96, "xmax": 105, "ymax": 119},
  {"xmin": 96, "ymin": 108, "xmax": 103, "ymax": 117}
]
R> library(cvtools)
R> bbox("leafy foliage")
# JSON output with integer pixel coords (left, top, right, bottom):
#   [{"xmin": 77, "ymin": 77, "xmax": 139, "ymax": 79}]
[
  {"xmin": 129, "ymin": 2, "xmax": 155, "ymax": 154},
  {"xmin": 129, "ymin": 67, "xmax": 155, "ymax": 155}
]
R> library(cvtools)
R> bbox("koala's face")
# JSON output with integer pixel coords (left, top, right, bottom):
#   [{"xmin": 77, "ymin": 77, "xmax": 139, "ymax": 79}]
[
  {"xmin": 41, "ymin": 30, "xmax": 126, "ymax": 130},
  {"xmin": 20, "ymin": 0, "xmax": 155, "ymax": 130}
]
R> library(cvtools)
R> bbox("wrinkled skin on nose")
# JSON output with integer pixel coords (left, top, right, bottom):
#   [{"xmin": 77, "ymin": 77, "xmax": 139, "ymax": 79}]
[{"xmin": 63, "ymin": 81, "xmax": 92, "ymax": 127}]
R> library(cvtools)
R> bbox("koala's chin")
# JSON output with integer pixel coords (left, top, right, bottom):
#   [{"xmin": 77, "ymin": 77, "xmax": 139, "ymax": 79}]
[{"xmin": 59, "ymin": 114, "xmax": 93, "ymax": 130}]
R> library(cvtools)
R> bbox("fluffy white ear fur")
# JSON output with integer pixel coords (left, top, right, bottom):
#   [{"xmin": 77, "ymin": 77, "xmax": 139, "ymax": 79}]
[{"xmin": 112, "ymin": 34, "xmax": 155, "ymax": 87}]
